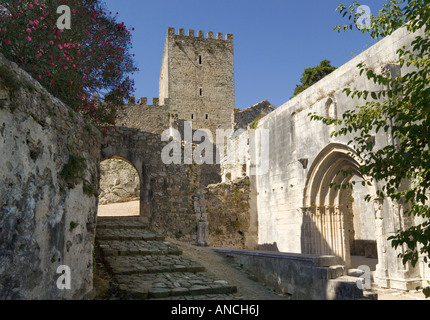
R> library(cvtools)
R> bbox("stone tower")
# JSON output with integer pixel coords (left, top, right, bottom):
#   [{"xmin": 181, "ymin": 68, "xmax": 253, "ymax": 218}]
[{"xmin": 159, "ymin": 27, "xmax": 235, "ymax": 139}]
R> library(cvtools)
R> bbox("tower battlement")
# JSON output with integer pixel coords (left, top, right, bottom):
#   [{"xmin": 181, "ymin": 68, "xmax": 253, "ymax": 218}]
[
  {"xmin": 92, "ymin": 94, "xmax": 169, "ymax": 108},
  {"xmin": 167, "ymin": 27, "xmax": 233, "ymax": 41},
  {"xmin": 160, "ymin": 26, "xmax": 235, "ymax": 135},
  {"xmin": 128, "ymin": 97, "xmax": 170, "ymax": 107}
]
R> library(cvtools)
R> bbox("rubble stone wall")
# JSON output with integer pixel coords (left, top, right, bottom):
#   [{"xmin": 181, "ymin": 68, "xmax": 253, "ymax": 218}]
[{"xmin": 204, "ymin": 177, "xmax": 251, "ymax": 249}]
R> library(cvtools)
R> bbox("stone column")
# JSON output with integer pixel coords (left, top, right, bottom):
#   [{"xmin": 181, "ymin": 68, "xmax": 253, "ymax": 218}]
[
  {"xmin": 325, "ymin": 205, "xmax": 334, "ymax": 256},
  {"xmin": 388, "ymin": 200, "xmax": 421, "ymax": 290},
  {"xmin": 373, "ymin": 198, "xmax": 389, "ymax": 288},
  {"xmin": 194, "ymin": 191, "xmax": 210, "ymax": 247},
  {"xmin": 301, "ymin": 207, "xmax": 312, "ymax": 254},
  {"xmin": 336, "ymin": 205, "xmax": 350, "ymax": 267}
]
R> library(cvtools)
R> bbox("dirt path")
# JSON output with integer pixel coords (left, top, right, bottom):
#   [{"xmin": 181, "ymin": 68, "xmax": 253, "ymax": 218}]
[
  {"xmin": 167, "ymin": 238, "xmax": 289, "ymax": 300},
  {"xmin": 98, "ymin": 200, "xmax": 140, "ymax": 217}
]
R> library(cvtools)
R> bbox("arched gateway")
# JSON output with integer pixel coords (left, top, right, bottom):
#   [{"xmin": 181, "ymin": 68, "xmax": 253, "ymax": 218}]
[{"xmin": 302, "ymin": 143, "xmax": 378, "ymax": 267}]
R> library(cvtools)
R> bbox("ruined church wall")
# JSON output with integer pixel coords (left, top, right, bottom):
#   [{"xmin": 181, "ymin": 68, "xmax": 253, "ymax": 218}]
[
  {"xmin": 0, "ymin": 54, "xmax": 102, "ymax": 299},
  {"xmin": 255, "ymin": 26, "xmax": 429, "ymax": 288},
  {"xmin": 255, "ymin": 27, "xmax": 420, "ymax": 251}
]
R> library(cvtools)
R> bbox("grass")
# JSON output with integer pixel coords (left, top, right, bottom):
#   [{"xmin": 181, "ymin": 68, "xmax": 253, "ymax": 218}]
[{"xmin": 60, "ymin": 154, "xmax": 86, "ymax": 188}]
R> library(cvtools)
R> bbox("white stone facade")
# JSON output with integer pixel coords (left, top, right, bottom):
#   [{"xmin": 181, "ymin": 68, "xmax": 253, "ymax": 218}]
[{"xmin": 222, "ymin": 26, "xmax": 430, "ymax": 291}]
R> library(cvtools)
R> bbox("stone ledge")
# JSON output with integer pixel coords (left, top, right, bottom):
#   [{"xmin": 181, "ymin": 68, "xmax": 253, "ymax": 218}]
[{"xmin": 214, "ymin": 248, "xmax": 342, "ymax": 267}]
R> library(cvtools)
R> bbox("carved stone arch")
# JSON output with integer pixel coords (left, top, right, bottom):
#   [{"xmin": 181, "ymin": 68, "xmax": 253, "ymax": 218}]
[
  {"xmin": 303, "ymin": 143, "xmax": 374, "ymax": 206},
  {"xmin": 302, "ymin": 143, "xmax": 378, "ymax": 266}
]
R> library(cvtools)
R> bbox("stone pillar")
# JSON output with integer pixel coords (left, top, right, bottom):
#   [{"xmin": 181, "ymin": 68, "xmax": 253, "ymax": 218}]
[
  {"xmin": 139, "ymin": 168, "xmax": 151, "ymax": 223},
  {"xmin": 194, "ymin": 190, "xmax": 210, "ymax": 247},
  {"xmin": 301, "ymin": 207, "xmax": 311, "ymax": 255},
  {"xmin": 388, "ymin": 200, "xmax": 421, "ymax": 290},
  {"xmin": 325, "ymin": 205, "xmax": 334, "ymax": 256},
  {"xmin": 373, "ymin": 198, "xmax": 389, "ymax": 287},
  {"xmin": 197, "ymin": 221, "xmax": 209, "ymax": 247}
]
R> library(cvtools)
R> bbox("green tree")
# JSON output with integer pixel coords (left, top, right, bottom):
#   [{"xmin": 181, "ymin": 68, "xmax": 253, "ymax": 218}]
[
  {"xmin": 293, "ymin": 59, "xmax": 337, "ymax": 97},
  {"xmin": 0, "ymin": 0, "xmax": 137, "ymax": 127},
  {"xmin": 310, "ymin": 0, "xmax": 430, "ymax": 297}
]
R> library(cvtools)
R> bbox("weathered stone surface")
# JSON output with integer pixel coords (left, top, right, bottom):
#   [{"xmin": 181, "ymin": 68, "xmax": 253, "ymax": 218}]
[
  {"xmin": 0, "ymin": 53, "xmax": 101, "ymax": 299},
  {"xmin": 159, "ymin": 27, "xmax": 235, "ymax": 139},
  {"xmin": 204, "ymin": 177, "xmax": 251, "ymax": 249},
  {"xmin": 98, "ymin": 240, "xmax": 182, "ymax": 257},
  {"xmin": 99, "ymin": 159, "xmax": 140, "ymax": 205},
  {"xmin": 234, "ymin": 100, "xmax": 276, "ymax": 131}
]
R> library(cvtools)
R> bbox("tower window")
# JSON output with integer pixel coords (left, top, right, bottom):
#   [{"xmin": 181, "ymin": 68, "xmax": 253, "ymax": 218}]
[
  {"xmin": 198, "ymin": 55, "xmax": 202, "ymax": 65},
  {"xmin": 191, "ymin": 114, "xmax": 194, "ymax": 120},
  {"xmin": 199, "ymin": 88, "xmax": 203, "ymax": 97},
  {"xmin": 205, "ymin": 114, "xmax": 209, "ymax": 120}
]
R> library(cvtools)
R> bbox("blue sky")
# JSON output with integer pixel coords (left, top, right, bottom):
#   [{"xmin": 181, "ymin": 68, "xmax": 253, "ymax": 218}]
[{"xmin": 102, "ymin": 0, "xmax": 388, "ymax": 109}]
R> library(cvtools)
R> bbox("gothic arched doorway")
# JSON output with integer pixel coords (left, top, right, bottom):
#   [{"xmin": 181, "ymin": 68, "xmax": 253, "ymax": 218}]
[{"xmin": 302, "ymin": 143, "xmax": 378, "ymax": 268}]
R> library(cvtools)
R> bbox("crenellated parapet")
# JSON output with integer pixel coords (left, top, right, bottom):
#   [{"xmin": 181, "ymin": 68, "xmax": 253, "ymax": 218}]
[
  {"xmin": 128, "ymin": 96, "xmax": 170, "ymax": 107},
  {"xmin": 112, "ymin": 96, "xmax": 171, "ymax": 108},
  {"xmin": 91, "ymin": 94, "xmax": 170, "ymax": 108},
  {"xmin": 167, "ymin": 27, "xmax": 233, "ymax": 41},
  {"xmin": 116, "ymin": 96, "xmax": 171, "ymax": 135}
]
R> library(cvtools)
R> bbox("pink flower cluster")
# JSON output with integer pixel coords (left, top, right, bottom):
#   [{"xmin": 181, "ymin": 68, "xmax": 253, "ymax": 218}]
[{"xmin": 0, "ymin": 0, "xmax": 138, "ymax": 127}]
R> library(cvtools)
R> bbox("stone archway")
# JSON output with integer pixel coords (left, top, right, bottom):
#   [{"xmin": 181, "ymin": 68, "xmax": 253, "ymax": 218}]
[
  {"xmin": 100, "ymin": 144, "xmax": 151, "ymax": 221},
  {"xmin": 302, "ymin": 143, "xmax": 378, "ymax": 267},
  {"xmin": 98, "ymin": 156, "xmax": 141, "ymax": 217}
]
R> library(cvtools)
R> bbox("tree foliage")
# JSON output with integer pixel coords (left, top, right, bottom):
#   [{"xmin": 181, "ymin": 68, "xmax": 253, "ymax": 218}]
[
  {"xmin": 310, "ymin": 0, "xmax": 429, "ymax": 297},
  {"xmin": 0, "ymin": 0, "xmax": 137, "ymax": 127},
  {"xmin": 293, "ymin": 59, "xmax": 337, "ymax": 97}
]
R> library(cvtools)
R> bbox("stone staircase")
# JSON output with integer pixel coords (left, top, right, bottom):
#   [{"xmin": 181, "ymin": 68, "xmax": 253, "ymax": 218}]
[{"xmin": 95, "ymin": 217, "xmax": 239, "ymax": 300}]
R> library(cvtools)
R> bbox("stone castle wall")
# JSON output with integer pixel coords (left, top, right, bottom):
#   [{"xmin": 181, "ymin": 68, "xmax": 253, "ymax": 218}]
[
  {"xmin": 101, "ymin": 127, "xmax": 202, "ymax": 241},
  {"xmin": 116, "ymin": 97, "xmax": 171, "ymax": 135},
  {"xmin": 0, "ymin": 54, "xmax": 102, "ymax": 299},
  {"xmin": 204, "ymin": 177, "xmax": 251, "ymax": 249}
]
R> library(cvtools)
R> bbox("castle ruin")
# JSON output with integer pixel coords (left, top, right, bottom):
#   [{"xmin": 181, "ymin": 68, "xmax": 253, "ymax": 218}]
[{"xmin": 0, "ymin": 25, "xmax": 429, "ymax": 300}]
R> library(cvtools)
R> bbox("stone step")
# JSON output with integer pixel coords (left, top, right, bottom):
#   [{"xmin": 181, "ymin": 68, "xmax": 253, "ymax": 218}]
[
  {"xmin": 328, "ymin": 275, "xmax": 378, "ymax": 300},
  {"xmin": 104, "ymin": 255, "xmax": 205, "ymax": 275},
  {"xmin": 98, "ymin": 240, "xmax": 183, "ymax": 257},
  {"xmin": 115, "ymin": 272, "xmax": 238, "ymax": 300},
  {"xmin": 96, "ymin": 219, "xmax": 150, "ymax": 230},
  {"xmin": 362, "ymin": 291, "xmax": 378, "ymax": 300},
  {"xmin": 149, "ymin": 294, "xmax": 244, "ymax": 300},
  {"xmin": 96, "ymin": 228, "xmax": 165, "ymax": 241}
]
